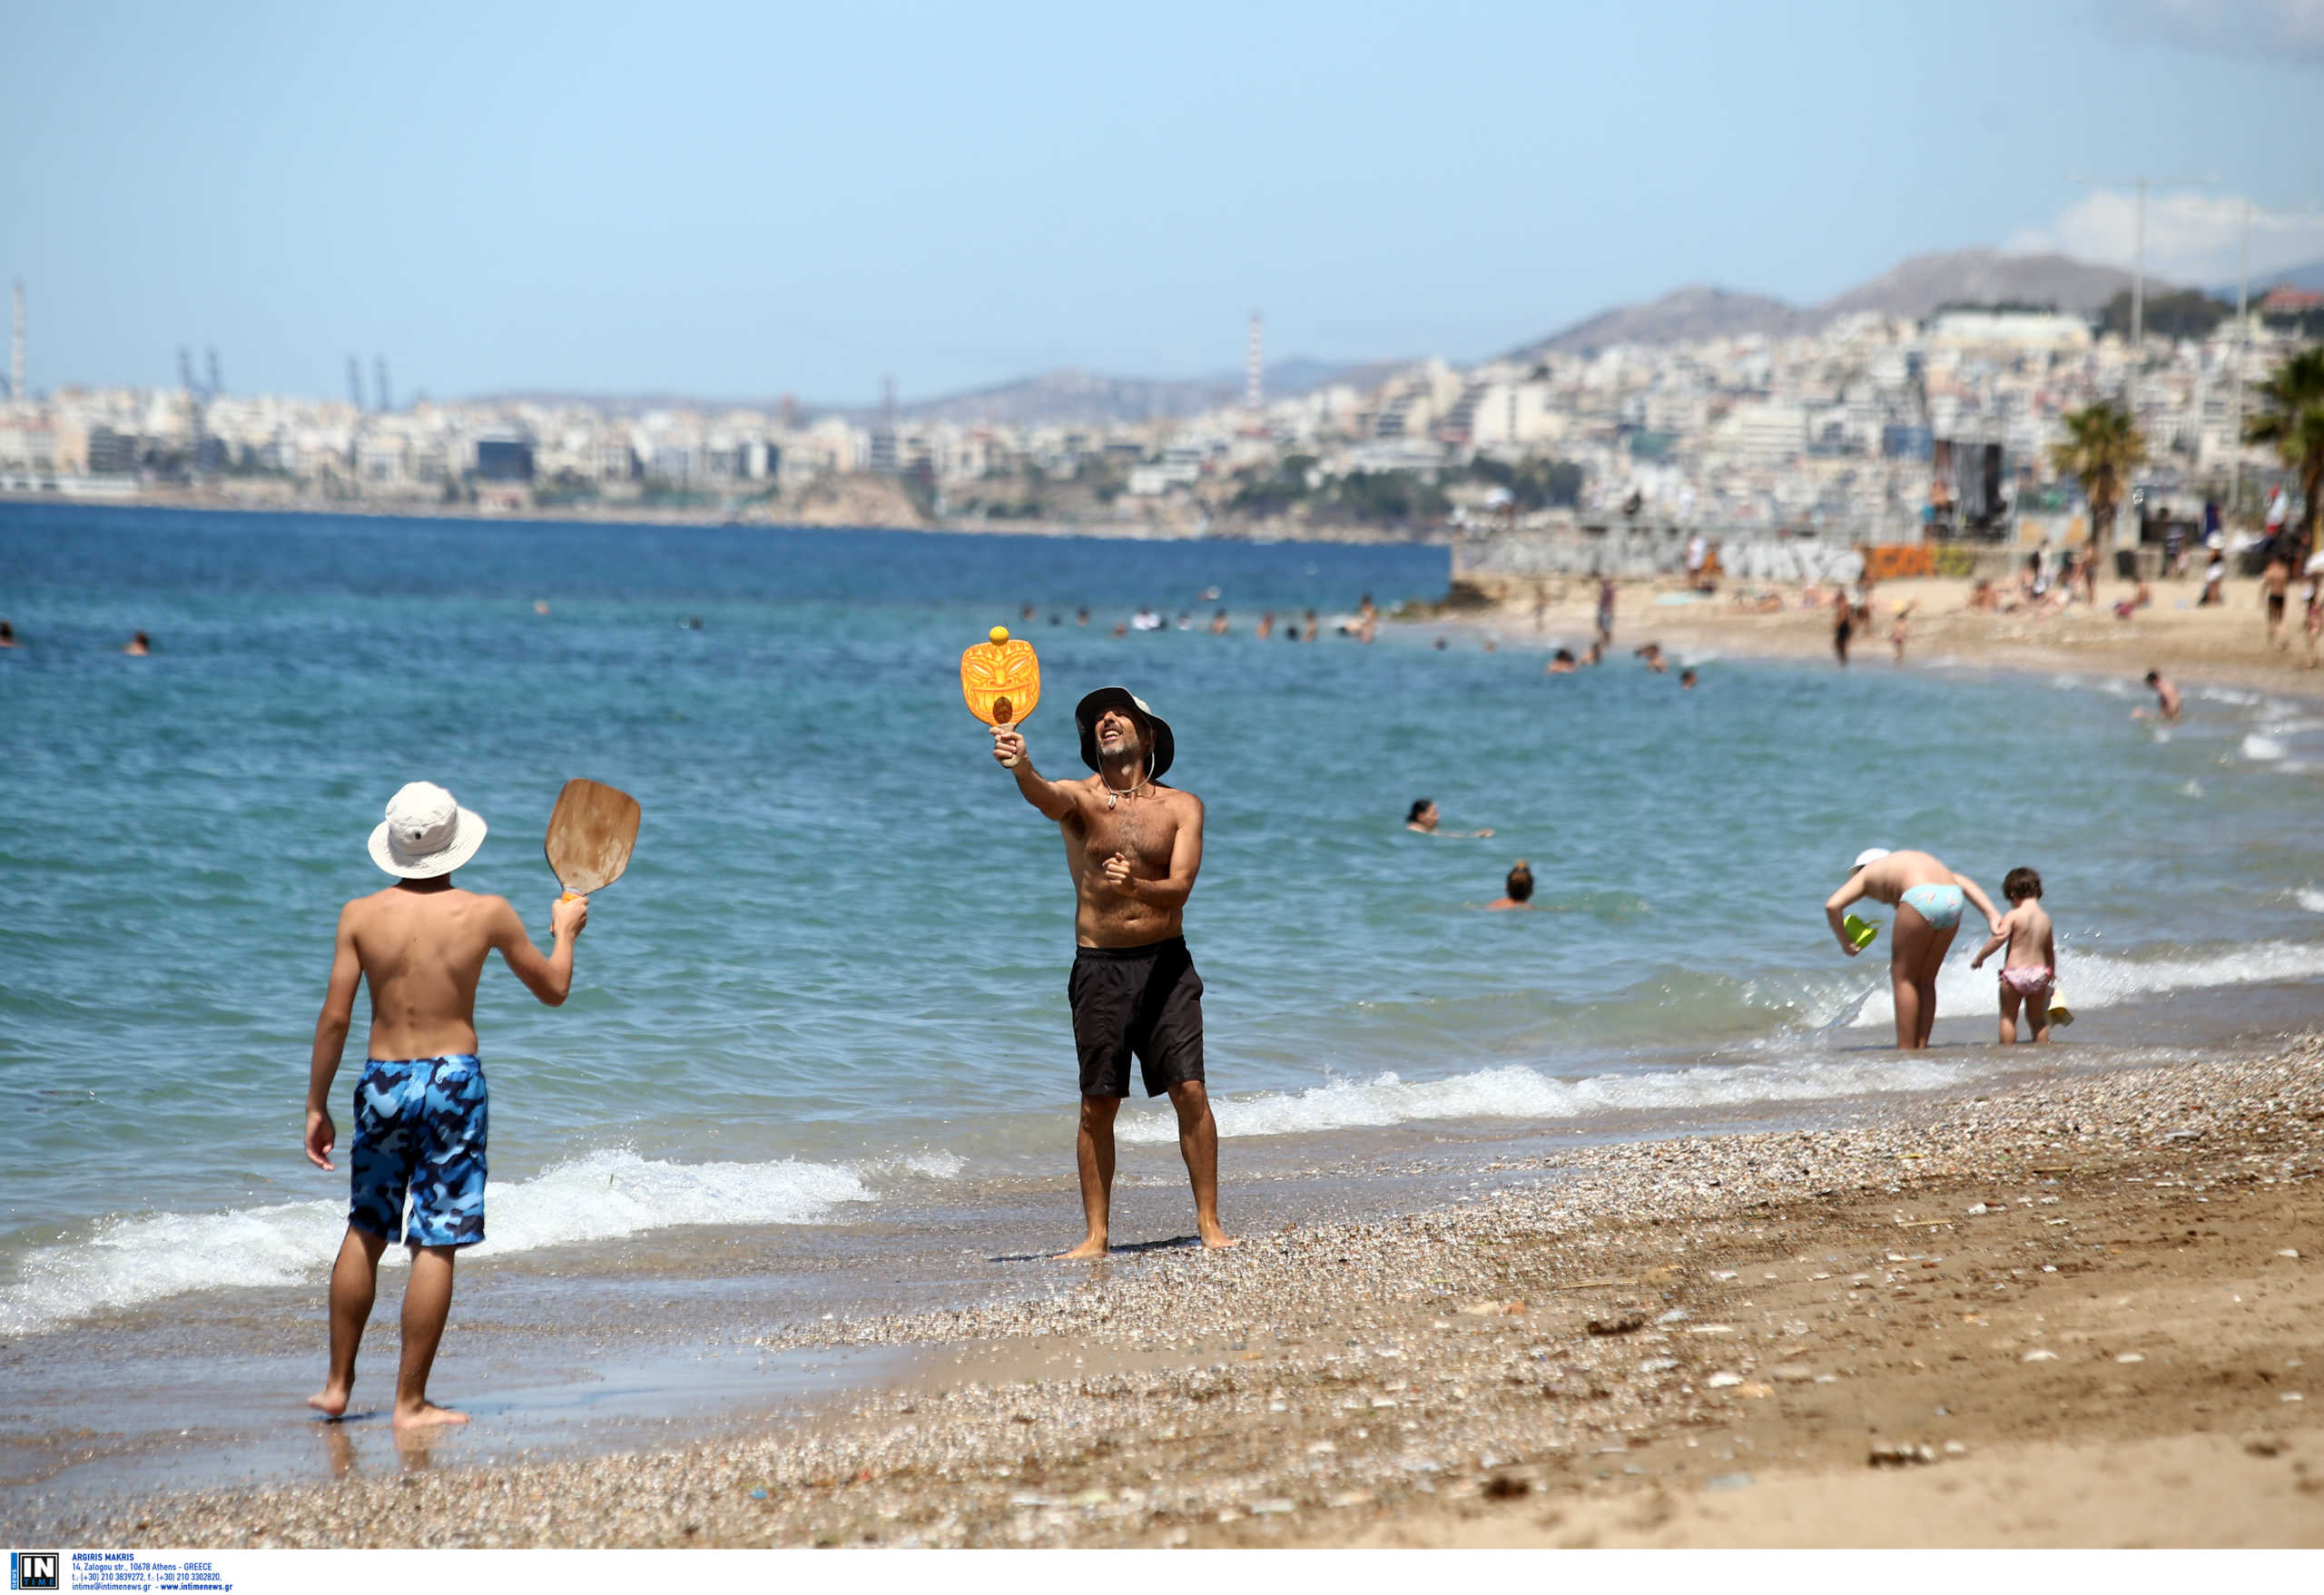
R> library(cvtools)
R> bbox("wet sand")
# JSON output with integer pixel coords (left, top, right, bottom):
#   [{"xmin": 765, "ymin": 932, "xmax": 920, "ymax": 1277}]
[
  {"xmin": 48, "ymin": 1035, "xmax": 2323, "ymax": 1549},
  {"xmin": 1447, "ymin": 574, "xmax": 2324, "ymax": 703}
]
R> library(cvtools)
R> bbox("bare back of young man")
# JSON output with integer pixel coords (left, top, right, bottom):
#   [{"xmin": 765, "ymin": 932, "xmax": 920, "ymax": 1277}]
[
  {"xmin": 304, "ymin": 783, "xmax": 586, "ymax": 1430},
  {"xmin": 1825, "ymin": 847, "xmax": 2002, "ymax": 1050},
  {"xmin": 991, "ymin": 690, "xmax": 1235, "ymax": 1257}
]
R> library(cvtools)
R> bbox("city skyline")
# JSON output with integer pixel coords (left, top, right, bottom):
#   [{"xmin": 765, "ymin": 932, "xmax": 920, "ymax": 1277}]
[{"xmin": 5, "ymin": 0, "xmax": 2323, "ymax": 405}]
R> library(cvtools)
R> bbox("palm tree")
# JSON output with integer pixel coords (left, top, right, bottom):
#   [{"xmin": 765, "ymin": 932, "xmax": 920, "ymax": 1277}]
[
  {"xmin": 2050, "ymin": 402, "xmax": 2146, "ymax": 560},
  {"xmin": 2246, "ymin": 346, "xmax": 2324, "ymax": 567}
]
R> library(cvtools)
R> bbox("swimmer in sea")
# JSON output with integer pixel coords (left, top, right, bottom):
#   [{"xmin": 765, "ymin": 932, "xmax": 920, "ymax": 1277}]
[
  {"xmin": 1824, "ymin": 847, "xmax": 2003, "ymax": 1050},
  {"xmin": 1486, "ymin": 860, "xmax": 1534, "ymax": 911},
  {"xmin": 123, "ymin": 630, "xmax": 152, "ymax": 656},
  {"xmin": 1406, "ymin": 800, "xmax": 1492, "ymax": 838},
  {"xmin": 2133, "ymin": 670, "xmax": 2181, "ymax": 723},
  {"xmin": 1546, "ymin": 648, "xmax": 1578, "ymax": 674}
]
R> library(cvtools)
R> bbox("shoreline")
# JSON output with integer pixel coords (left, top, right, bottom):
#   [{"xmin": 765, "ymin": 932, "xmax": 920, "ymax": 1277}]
[
  {"xmin": 50, "ymin": 1036, "xmax": 2324, "ymax": 1549},
  {"xmin": 1421, "ymin": 573, "xmax": 2324, "ymax": 705},
  {"xmin": 0, "ymin": 489, "xmax": 1444, "ymax": 547}
]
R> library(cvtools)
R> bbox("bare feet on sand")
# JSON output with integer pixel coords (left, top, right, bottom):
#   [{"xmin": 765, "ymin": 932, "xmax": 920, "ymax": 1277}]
[
  {"xmin": 393, "ymin": 1401, "xmax": 469, "ymax": 1432},
  {"xmin": 1199, "ymin": 1225, "xmax": 1240, "ymax": 1250},
  {"xmin": 306, "ymin": 1386, "xmax": 352, "ymax": 1419},
  {"xmin": 1056, "ymin": 1236, "xmax": 1109, "ymax": 1261}
]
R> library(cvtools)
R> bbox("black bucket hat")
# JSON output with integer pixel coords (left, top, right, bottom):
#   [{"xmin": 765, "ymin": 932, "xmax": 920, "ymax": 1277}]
[{"xmin": 1075, "ymin": 686, "xmax": 1174, "ymax": 780}]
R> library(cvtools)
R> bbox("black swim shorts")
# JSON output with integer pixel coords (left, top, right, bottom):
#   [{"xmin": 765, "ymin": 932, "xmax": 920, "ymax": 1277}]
[{"xmin": 1068, "ymin": 937, "xmax": 1205, "ymax": 1099}]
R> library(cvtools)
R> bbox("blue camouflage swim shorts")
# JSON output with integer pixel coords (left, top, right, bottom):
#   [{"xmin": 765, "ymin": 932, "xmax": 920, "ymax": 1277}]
[{"xmin": 348, "ymin": 1054, "xmax": 488, "ymax": 1247}]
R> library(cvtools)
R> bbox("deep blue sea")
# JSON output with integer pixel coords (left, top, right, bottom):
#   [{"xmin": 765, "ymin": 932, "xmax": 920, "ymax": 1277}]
[{"xmin": 5, "ymin": 502, "xmax": 2323, "ymax": 1342}]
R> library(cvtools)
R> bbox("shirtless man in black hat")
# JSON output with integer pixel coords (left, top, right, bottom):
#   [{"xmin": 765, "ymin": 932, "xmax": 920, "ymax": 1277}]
[{"xmin": 991, "ymin": 687, "xmax": 1236, "ymax": 1257}]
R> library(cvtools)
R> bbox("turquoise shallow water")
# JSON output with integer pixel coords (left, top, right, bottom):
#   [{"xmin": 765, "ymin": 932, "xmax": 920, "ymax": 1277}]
[{"xmin": 4, "ymin": 502, "xmax": 2322, "ymax": 1337}]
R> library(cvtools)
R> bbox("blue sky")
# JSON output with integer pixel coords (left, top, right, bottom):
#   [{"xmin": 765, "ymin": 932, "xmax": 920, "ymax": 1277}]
[{"xmin": 4, "ymin": 0, "xmax": 2319, "ymax": 404}]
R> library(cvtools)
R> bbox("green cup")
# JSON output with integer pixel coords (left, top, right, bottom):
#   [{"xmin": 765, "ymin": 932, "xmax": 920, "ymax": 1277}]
[{"xmin": 1843, "ymin": 913, "xmax": 1878, "ymax": 950}]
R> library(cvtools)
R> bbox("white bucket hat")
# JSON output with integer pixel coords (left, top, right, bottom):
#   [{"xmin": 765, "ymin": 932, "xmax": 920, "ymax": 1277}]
[
  {"xmin": 1852, "ymin": 846, "xmax": 1892, "ymax": 871},
  {"xmin": 368, "ymin": 781, "xmax": 487, "ymax": 879}
]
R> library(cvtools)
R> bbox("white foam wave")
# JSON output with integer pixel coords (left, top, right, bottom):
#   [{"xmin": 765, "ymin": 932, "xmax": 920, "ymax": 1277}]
[
  {"xmin": 2243, "ymin": 734, "xmax": 2289, "ymax": 762},
  {"xmin": 1115, "ymin": 1056, "xmax": 1974, "ymax": 1146},
  {"xmin": 2196, "ymin": 685, "xmax": 2261, "ymax": 706},
  {"xmin": 1838, "ymin": 940, "xmax": 2324, "ymax": 1030},
  {"xmin": 0, "ymin": 1149, "xmax": 877, "ymax": 1338},
  {"xmin": 2298, "ymin": 888, "xmax": 2324, "ymax": 914}
]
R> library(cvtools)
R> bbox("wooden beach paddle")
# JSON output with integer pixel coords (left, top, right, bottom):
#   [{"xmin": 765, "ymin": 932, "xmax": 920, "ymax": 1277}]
[
  {"xmin": 544, "ymin": 777, "xmax": 642, "ymax": 901},
  {"xmin": 962, "ymin": 625, "xmax": 1040, "ymax": 762}
]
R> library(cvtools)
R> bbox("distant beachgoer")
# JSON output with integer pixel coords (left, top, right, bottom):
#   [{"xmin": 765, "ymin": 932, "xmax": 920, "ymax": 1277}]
[
  {"xmin": 1890, "ymin": 601, "xmax": 1914, "ymax": 665},
  {"xmin": 1595, "ymin": 579, "xmax": 1616, "ymax": 644},
  {"xmin": 2165, "ymin": 520, "xmax": 2188, "ymax": 579},
  {"xmin": 2199, "ymin": 551, "xmax": 2226, "ymax": 606},
  {"xmin": 1132, "ymin": 606, "xmax": 1164, "ymax": 632},
  {"xmin": 1634, "ymin": 641, "xmax": 1668, "ymax": 674},
  {"xmin": 1825, "ymin": 847, "xmax": 2003, "ymax": 1050},
  {"xmin": 0, "ymin": 619, "xmax": 15, "ymax": 649},
  {"xmin": 305, "ymin": 783, "xmax": 589, "ymax": 1429},
  {"xmin": 1077, "ymin": 606, "xmax": 1090, "ymax": 627},
  {"xmin": 1257, "ymin": 611, "xmax": 1275, "ymax": 640},
  {"xmin": 1832, "ymin": 600, "xmax": 1853, "ymax": 667},
  {"xmin": 2134, "ymin": 670, "xmax": 2181, "ymax": 722},
  {"xmin": 533, "ymin": 600, "xmax": 550, "ymax": 615},
  {"xmin": 1582, "ymin": 640, "xmax": 1602, "ymax": 666},
  {"xmin": 1208, "ymin": 609, "xmax": 1229, "ymax": 635},
  {"xmin": 1176, "ymin": 612, "xmax": 1194, "ymax": 631},
  {"xmin": 1050, "ymin": 613, "xmax": 1062, "ymax": 626},
  {"xmin": 1303, "ymin": 608, "xmax": 1320, "ymax": 642},
  {"xmin": 1547, "ymin": 648, "xmax": 1579, "ymax": 674},
  {"xmin": 2304, "ymin": 561, "xmax": 2324, "ymax": 669},
  {"xmin": 990, "ymin": 689, "xmax": 1232, "ymax": 1257},
  {"xmin": 2263, "ymin": 554, "xmax": 2292, "ymax": 649},
  {"xmin": 1482, "ymin": 637, "xmax": 1497, "ymax": 653},
  {"xmin": 1111, "ymin": 621, "xmax": 1128, "ymax": 637},
  {"xmin": 1022, "ymin": 602, "xmax": 1037, "ymax": 622},
  {"xmin": 1967, "ymin": 579, "xmax": 1996, "ymax": 614},
  {"xmin": 1433, "ymin": 637, "xmax": 1448, "ymax": 651},
  {"xmin": 1406, "ymin": 799, "xmax": 1492, "ymax": 838},
  {"xmin": 1679, "ymin": 667, "xmax": 1698, "ymax": 688},
  {"xmin": 123, "ymin": 630, "xmax": 151, "ymax": 656},
  {"xmin": 1970, "ymin": 866, "xmax": 2058, "ymax": 1045},
  {"xmin": 1487, "ymin": 860, "xmax": 1535, "ymax": 911}
]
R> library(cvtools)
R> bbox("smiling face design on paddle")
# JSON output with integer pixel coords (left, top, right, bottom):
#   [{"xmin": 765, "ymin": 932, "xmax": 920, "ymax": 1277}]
[{"xmin": 960, "ymin": 637, "xmax": 1041, "ymax": 726}]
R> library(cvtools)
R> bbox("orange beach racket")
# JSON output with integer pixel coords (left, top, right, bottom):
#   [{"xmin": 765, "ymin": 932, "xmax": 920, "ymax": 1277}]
[{"xmin": 961, "ymin": 625, "xmax": 1040, "ymax": 729}]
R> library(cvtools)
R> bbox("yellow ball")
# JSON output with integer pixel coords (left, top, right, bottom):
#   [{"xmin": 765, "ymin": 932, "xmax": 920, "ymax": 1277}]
[{"xmin": 990, "ymin": 625, "xmax": 1009, "ymax": 645}]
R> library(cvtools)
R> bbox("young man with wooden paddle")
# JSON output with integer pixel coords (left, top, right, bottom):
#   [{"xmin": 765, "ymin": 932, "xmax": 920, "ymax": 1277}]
[
  {"xmin": 991, "ymin": 689, "xmax": 1236, "ymax": 1258},
  {"xmin": 302, "ymin": 780, "xmax": 604, "ymax": 1431}
]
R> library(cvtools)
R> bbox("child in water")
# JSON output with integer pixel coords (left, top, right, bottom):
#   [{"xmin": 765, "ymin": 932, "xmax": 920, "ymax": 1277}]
[{"xmin": 1970, "ymin": 866, "xmax": 2057, "ymax": 1044}]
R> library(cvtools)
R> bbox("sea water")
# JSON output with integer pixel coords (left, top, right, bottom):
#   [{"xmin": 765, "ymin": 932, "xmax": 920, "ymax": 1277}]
[{"xmin": 4, "ymin": 503, "xmax": 2322, "ymax": 1342}]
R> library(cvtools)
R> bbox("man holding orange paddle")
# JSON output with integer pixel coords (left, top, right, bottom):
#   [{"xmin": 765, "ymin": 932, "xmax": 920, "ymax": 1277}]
[{"xmin": 972, "ymin": 629, "xmax": 1234, "ymax": 1257}]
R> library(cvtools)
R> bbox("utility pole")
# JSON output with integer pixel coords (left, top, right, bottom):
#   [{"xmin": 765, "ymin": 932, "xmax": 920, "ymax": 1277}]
[
  {"xmin": 2067, "ymin": 173, "xmax": 2211, "ymax": 397},
  {"xmin": 8, "ymin": 281, "xmax": 23, "ymax": 406},
  {"xmin": 347, "ymin": 355, "xmax": 364, "ymax": 413},
  {"xmin": 2233, "ymin": 201, "xmax": 2250, "ymax": 517}
]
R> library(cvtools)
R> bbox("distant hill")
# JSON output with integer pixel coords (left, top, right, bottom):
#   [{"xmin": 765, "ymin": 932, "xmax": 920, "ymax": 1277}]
[
  {"xmin": 468, "ymin": 359, "xmax": 1375, "ymax": 429},
  {"xmin": 1514, "ymin": 286, "xmax": 1806, "ymax": 359},
  {"xmin": 1518, "ymin": 249, "xmax": 2157, "ymax": 357}
]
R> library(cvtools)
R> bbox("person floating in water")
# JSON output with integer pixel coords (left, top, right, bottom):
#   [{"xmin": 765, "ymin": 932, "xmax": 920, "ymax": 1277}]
[
  {"xmin": 1546, "ymin": 648, "xmax": 1578, "ymax": 674},
  {"xmin": 1971, "ymin": 866, "xmax": 2058, "ymax": 1045},
  {"xmin": 0, "ymin": 619, "xmax": 16, "ymax": 649},
  {"xmin": 990, "ymin": 690, "xmax": 1234, "ymax": 1257},
  {"xmin": 304, "ymin": 782, "xmax": 589, "ymax": 1430},
  {"xmin": 1825, "ymin": 847, "xmax": 2002, "ymax": 1050},
  {"xmin": 2133, "ymin": 670, "xmax": 2181, "ymax": 722},
  {"xmin": 1633, "ymin": 641, "xmax": 1668, "ymax": 674},
  {"xmin": 1406, "ymin": 799, "xmax": 1492, "ymax": 838},
  {"xmin": 1679, "ymin": 667, "xmax": 1698, "ymax": 688},
  {"xmin": 123, "ymin": 630, "xmax": 152, "ymax": 655},
  {"xmin": 1487, "ymin": 860, "xmax": 1535, "ymax": 911}
]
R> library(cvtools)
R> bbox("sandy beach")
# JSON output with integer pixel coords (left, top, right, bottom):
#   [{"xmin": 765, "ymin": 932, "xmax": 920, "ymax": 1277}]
[
  {"xmin": 1440, "ymin": 569, "xmax": 2324, "ymax": 704},
  {"xmin": 40, "ymin": 1035, "xmax": 2319, "ymax": 1550}
]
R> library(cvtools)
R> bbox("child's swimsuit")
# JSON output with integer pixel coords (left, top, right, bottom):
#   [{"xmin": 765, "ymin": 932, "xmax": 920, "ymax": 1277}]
[
  {"xmin": 1998, "ymin": 966, "xmax": 2054, "ymax": 998},
  {"xmin": 1897, "ymin": 882, "xmax": 1965, "ymax": 930},
  {"xmin": 348, "ymin": 1053, "xmax": 488, "ymax": 1247}
]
